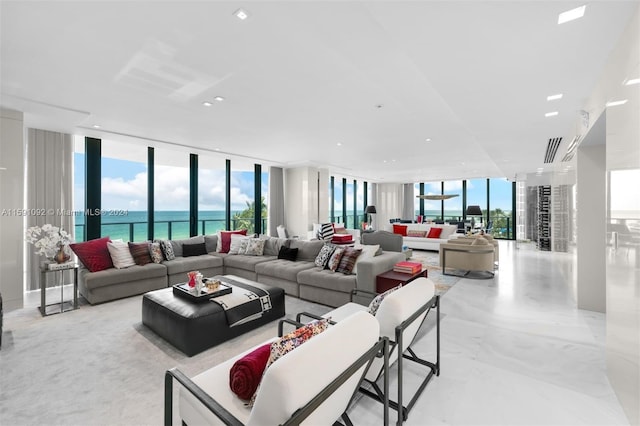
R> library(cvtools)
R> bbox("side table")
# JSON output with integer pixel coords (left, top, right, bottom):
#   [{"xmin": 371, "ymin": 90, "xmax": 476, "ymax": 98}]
[
  {"xmin": 376, "ymin": 268, "xmax": 428, "ymax": 293},
  {"xmin": 39, "ymin": 262, "xmax": 79, "ymax": 316}
]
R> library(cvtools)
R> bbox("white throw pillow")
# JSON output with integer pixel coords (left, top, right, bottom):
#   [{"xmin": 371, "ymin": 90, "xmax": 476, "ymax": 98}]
[
  {"xmin": 352, "ymin": 244, "xmax": 380, "ymax": 274},
  {"xmin": 107, "ymin": 240, "xmax": 135, "ymax": 269},
  {"xmin": 228, "ymin": 234, "xmax": 251, "ymax": 255}
]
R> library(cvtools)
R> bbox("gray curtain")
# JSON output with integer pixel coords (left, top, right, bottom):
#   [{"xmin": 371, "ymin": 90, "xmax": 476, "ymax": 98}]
[
  {"xmin": 402, "ymin": 183, "xmax": 415, "ymax": 220},
  {"xmin": 26, "ymin": 129, "xmax": 74, "ymax": 290},
  {"xmin": 268, "ymin": 167, "xmax": 284, "ymax": 237}
]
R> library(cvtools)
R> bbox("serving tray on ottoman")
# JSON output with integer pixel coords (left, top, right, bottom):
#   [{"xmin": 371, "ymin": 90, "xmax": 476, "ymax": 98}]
[
  {"xmin": 172, "ymin": 282, "xmax": 232, "ymax": 303},
  {"xmin": 142, "ymin": 275, "xmax": 285, "ymax": 356}
]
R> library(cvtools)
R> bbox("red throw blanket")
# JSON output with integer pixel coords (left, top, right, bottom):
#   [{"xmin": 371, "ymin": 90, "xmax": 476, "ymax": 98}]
[{"xmin": 229, "ymin": 343, "xmax": 271, "ymax": 400}]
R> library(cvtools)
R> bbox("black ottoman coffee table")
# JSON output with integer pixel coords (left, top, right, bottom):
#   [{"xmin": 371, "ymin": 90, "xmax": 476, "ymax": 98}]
[{"xmin": 142, "ymin": 275, "xmax": 285, "ymax": 356}]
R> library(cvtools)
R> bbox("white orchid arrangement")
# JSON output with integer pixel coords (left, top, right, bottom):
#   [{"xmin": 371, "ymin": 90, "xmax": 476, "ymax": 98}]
[{"xmin": 25, "ymin": 224, "xmax": 72, "ymax": 258}]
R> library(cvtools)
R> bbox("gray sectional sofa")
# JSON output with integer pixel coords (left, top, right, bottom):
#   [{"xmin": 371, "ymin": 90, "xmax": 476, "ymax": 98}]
[{"xmin": 78, "ymin": 235, "xmax": 405, "ymax": 307}]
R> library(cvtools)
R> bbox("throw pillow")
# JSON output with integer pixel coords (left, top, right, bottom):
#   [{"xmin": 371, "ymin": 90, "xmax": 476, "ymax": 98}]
[
  {"xmin": 69, "ymin": 236, "xmax": 113, "ymax": 272},
  {"xmin": 336, "ymin": 247, "xmax": 362, "ymax": 274},
  {"xmin": 407, "ymin": 230, "xmax": 427, "ymax": 238},
  {"xmin": 182, "ymin": 242, "xmax": 208, "ymax": 257},
  {"xmin": 229, "ymin": 343, "xmax": 272, "ymax": 401},
  {"xmin": 128, "ymin": 242, "xmax": 152, "ymax": 265},
  {"xmin": 471, "ymin": 236, "xmax": 489, "ymax": 245},
  {"xmin": 107, "ymin": 240, "xmax": 135, "ymax": 269},
  {"xmin": 244, "ymin": 238, "xmax": 266, "ymax": 256},
  {"xmin": 318, "ymin": 223, "xmax": 334, "ymax": 241},
  {"xmin": 228, "ymin": 234, "xmax": 250, "ymax": 255},
  {"xmin": 277, "ymin": 246, "xmax": 298, "ymax": 261},
  {"xmin": 333, "ymin": 224, "xmax": 348, "ymax": 234},
  {"xmin": 392, "ymin": 224, "xmax": 408, "ymax": 236},
  {"xmin": 204, "ymin": 234, "xmax": 218, "ymax": 253},
  {"xmin": 326, "ymin": 247, "xmax": 345, "ymax": 271},
  {"xmin": 427, "ymin": 227, "xmax": 443, "ymax": 238},
  {"xmin": 314, "ymin": 243, "xmax": 336, "ymax": 267},
  {"xmin": 158, "ymin": 240, "xmax": 176, "ymax": 261},
  {"xmin": 148, "ymin": 241, "xmax": 164, "ymax": 264},
  {"xmin": 352, "ymin": 243, "xmax": 380, "ymax": 274},
  {"xmin": 367, "ymin": 285, "xmax": 402, "ymax": 316},
  {"xmin": 219, "ymin": 230, "xmax": 248, "ymax": 253},
  {"xmin": 248, "ymin": 318, "xmax": 331, "ymax": 406}
]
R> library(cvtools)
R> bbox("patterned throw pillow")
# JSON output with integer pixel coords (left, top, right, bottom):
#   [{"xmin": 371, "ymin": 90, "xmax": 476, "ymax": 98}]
[
  {"xmin": 149, "ymin": 242, "xmax": 164, "ymax": 263},
  {"xmin": 245, "ymin": 238, "xmax": 266, "ymax": 256},
  {"xmin": 314, "ymin": 243, "xmax": 336, "ymax": 267},
  {"xmin": 228, "ymin": 234, "xmax": 250, "ymax": 255},
  {"xmin": 336, "ymin": 247, "xmax": 362, "ymax": 274},
  {"xmin": 407, "ymin": 230, "xmax": 427, "ymax": 238},
  {"xmin": 128, "ymin": 242, "xmax": 152, "ymax": 265},
  {"xmin": 326, "ymin": 247, "xmax": 345, "ymax": 271},
  {"xmin": 248, "ymin": 318, "xmax": 331, "ymax": 406},
  {"xmin": 367, "ymin": 285, "xmax": 402, "ymax": 316},
  {"xmin": 158, "ymin": 240, "xmax": 175, "ymax": 261},
  {"xmin": 69, "ymin": 236, "xmax": 114, "ymax": 272},
  {"xmin": 318, "ymin": 223, "xmax": 334, "ymax": 241}
]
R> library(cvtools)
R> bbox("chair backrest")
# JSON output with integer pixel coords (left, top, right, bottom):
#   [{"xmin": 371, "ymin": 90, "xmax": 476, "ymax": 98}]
[
  {"xmin": 364, "ymin": 277, "xmax": 436, "ymax": 382},
  {"xmin": 248, "ymin": 311, "xmax": 379, "ymax": 425},
  {"xmin": 276, "ymin": 225, "xmax": 288, "ymax": 239},
  {"xmin": 361, "ymin": 230, "xmax": 403, "ymax": 252}
]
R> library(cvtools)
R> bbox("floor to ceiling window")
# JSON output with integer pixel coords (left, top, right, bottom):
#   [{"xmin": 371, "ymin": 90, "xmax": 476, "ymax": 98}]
[
  {"xmin": 466, "ymin": 178, "xmax": 487, "ymax": 228},
  {"xmin": 489, "ymin": 178, "xmax": 514, "ymax": 238},
  {"xmin": 100, "ymin": 140, "xmax": 148, "ymax": 242},
  {"xmin": 333, "ymin": 177, "xmax": 343, "ymax": 223},
  {"xmin": 198, "ymin": 155, "xmax": 227, "ymax": 235},
  {"xmin": 154, "ymin": 148, "xmax": 190, "ymax": 240},
  {"xmin": 423, "ymin": 181, "xmax": 442, "ymax": 221},
  {"xmin": 73, "ymin": 136, "xmax": 85, "ymax": 242},
  {"xmin": 443, "ymin": 180, "xmax": 463, "ymax": 222},
  {"xmin": 230, "ymin": 160, "xmax": 256, "ymax": 232}
]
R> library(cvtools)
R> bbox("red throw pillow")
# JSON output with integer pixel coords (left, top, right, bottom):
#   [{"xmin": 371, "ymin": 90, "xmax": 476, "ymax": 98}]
[
  {"xmin": 229, "ymin": 343, "xmax": 271, "ymax": 400},
  {"xmin": 220, "ymin": 230, "xmax": 248, "ymax": 253},
  {"xmin": 392, "ymin": 224, "xmax": 408, "ymax": 236},
  {"xmin": 69, "ymin": 236, "xmax": 113, "ymax": 272},
  {"xmin": 427, "ymin": 227, "xmax": 443, "ymax": 238}
]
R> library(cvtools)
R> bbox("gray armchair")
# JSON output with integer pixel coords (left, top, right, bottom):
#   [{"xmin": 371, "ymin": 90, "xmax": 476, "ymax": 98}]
[{"xmin": 361, "ymin": 230, "xmax": 403, "ymax": 252}]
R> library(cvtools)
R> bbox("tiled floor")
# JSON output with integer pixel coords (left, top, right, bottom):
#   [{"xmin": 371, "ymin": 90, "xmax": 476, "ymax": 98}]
[{"xmin": 348, "ymin": 241, "xmax": 630, "ymax": 425}]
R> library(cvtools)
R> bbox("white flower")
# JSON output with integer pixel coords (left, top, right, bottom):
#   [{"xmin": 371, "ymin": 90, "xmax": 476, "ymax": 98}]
[{"xmin": 25, "ymin": 224, "xmax": 73, "ymax": 258}]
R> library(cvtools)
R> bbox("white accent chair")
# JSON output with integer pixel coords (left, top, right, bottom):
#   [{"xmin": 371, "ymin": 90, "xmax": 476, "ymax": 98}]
[
  {"xmin": 164, "ymin": 311, "xmax": 389, "ymax": 426},
  {"xmin": 297, "ymin": 277, "xmax": 440, "ymax": 425}
]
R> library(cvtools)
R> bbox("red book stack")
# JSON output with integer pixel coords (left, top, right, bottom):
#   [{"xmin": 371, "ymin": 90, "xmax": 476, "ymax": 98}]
[{"xmin": 393, "ymin": 261, "xmax": 423, "ymax": 274}]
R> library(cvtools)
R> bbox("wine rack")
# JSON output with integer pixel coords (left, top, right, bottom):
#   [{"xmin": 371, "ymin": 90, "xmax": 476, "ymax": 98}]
[{"xmin": 537, "ymin": 185, "xmax": 551, "ymax": 251}]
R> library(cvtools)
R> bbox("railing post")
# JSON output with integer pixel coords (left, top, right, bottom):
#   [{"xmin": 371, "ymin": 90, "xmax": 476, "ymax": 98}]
[
  {"xmin": 129, "ymin": 223, "xmax": 134, "ymax": 242},
  {"xmin": 168, "ymin": 222, "xmax": 172, "ymax": 240},
  {"xmin": 202, "ymin": 220, "xmax": 205, "ymax": 235}
]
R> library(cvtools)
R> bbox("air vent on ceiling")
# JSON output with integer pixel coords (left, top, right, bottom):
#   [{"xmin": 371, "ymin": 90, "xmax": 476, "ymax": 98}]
[
  {"xmin": 544, "ymin": 137, "xmax": 562, "ymax": 163},
  {"xmin": 561, "ymin": 135, "xmax": 581, "ymax": 162}
]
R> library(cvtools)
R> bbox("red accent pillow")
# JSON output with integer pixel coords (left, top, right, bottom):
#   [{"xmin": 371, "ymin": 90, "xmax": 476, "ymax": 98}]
[
  {"xmin": 427, "ymin": 227, "xmax": 443, "ymax": 238},
  {"xmin": 70, "ymin": 236, "xmax": 113, "ymax": 272},
  {"xmin": 220, "ymin": 230, "xmax": 248, "ymax": 253},
  {"xmin": 392, "ymin": 224, "xmax": 408, "ymax": 236}
]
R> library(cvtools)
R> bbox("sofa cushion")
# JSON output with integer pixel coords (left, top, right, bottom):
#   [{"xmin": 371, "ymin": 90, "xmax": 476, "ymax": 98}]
[
  {"xmin": 245, "ymin": 238, "xmax": 266, "ymax": 256},
  {"xmin": 228, "ymin": 234, "xmax": 251, "ymax": 255},
  {"xmin": 149, "ymin": 242, "xmax": 164, "ymax": 263},
  {"xmin": 129, "ymin": 242, "xmax": 152, "ymax": 265},
  {"xmin": 352, "ymin": 244, "xmax": 379, "ymax": 274},
  {"xmin": 262, "ymin": 237, "xmax": 289, "ymax": 256},
  {"xmin": 83, "ymin": 263, "xmax": 167, "ymax": 289},
  {"xmin": 223, "ymin": 255, "xmax": 276, "ymax": 271},
  {"xmin": 336, "ymin": 247, "xmax": 362, "ymax": 274},
  {"xmin": 314, "ymin": 243, "xmax": 336, "ymax": 268},
  {"xmin": 255, "ymin": 259, "xmax": 316, "ymax": 282},
  {"xmin": 204, "ymin": 234, "xmax": 218, "ymax": 253},
  {"xmin": 218, "ymin": 230, "xmax": 248, "ymax": 254},
  {"xmin": 171, "ymin": 236, "xmax": 205, "ymax": 257},
  {"xmin": 183, "ymin": 242, "xmax": 208, "ymax": 257},
  {"xmin": 107, "ymin": 240, "xmax": 135, "ymax": 269},
  {"xmin": 277, "ymin": 246, "xmax": 298, "ymax": 261},
  {"xmin": 158, "ymin": 240, "xmax": 176, "ymax": 260},
  {"xmin": 70, "ymin": 236, "xmax": 113, "ymax": 272},
  {"xmin": 297, "ymin": 268, "xmax": 357, "ymax": 293},
  {"xmin": 162, "ymin": 254, "xmax": 224, "ymax": 276},
  {"xmin": 392, "ymin": 224, "xmax": 408, "ymax": 236},
  {"xmin": 289, "ymin": 239, "xmax": 324, "ymax": 262},
  {"xmin": 326, "ymin": 247, "xmax": 345, "ymax": 272}
]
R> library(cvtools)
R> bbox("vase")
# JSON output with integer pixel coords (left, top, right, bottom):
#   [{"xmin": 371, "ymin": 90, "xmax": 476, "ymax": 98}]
[{"xmin": 54, "ymin": 245, "xmax": 70, "ymax": 264}]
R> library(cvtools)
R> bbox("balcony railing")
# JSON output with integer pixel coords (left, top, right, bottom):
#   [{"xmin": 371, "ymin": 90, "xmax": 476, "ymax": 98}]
[{"xmin": 74, "ymin": 218, "xmax": 268, "ymax": 243}]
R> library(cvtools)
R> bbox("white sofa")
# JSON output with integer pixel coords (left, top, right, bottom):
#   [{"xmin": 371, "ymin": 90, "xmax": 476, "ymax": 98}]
[{"xmin": 385, "ymin": 223, "xmax": 460, "ymax": 251}]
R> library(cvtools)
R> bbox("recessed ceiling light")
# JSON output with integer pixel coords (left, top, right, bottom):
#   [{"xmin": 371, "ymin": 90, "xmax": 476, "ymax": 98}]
[
  {"xmin": 624, "ymin": 78, "xmax": 640, "ymax": 86},
  {"xmin": 214, "ymin": 148, "xmax": 221, "ymax": 151},
  {"xmin": 606, "ymin": 99, "xmax": 628, "ymax": 107},
  {"xmin": 214, "ymin": 96, "xmax": 225, "ymax": 102},
  {"xmin": 336, "ymin": 142, "xmax": 342, "ymax": 146},
  {"xmin": 234, "ymin": 8, "xmax": 249, "ymax": 20},
  {"xmin": 547, "ymin": 94, "xmax": 563, "ymax": 101},
  {"xmin": 383, "ymin": 160, "xmax": 388, "ymax": 163},
  {"xmin": 425, "ymin": 138, "xmax": 432, "ymax": 142},
  {"xmin": 558, "ymin": 5, "xmax": 586, "ymax": 24},
  {"xmin": 92, "ymin": 124, "xmax": 101, "ymax": 128},
  {"xmin": 375, "ymin": 104, "xmax": 384, "ymax": 109},
  {"xmin": 202, "ymin": 101, "xmax": 213, "ymax": 107},
  {"xmin": 545, "ymin": 111, "xmax": 559, "ymax": 117}
]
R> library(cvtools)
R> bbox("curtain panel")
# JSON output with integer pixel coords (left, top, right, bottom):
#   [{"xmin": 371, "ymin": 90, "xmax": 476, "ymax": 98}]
[
  {"xmin": 268, "ymin": 167, "xmax": 284, "ymax": 237},
  {"xmin": 26, "ymin": 129, "xmax": 74, "ymax": 291}
]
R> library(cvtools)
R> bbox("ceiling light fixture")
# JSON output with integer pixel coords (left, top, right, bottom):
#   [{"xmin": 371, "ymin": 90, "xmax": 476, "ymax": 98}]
[
  {"xmin": 624, "ymin": 78, "xmax": 640, "ymax": 86},
  {"xmin": 202, "ymin": 101, "xmax": 213, "ymax": 107},
  {"xmin": 375, "ymin": 104, "xmax": 383, "ymax": 109},
  {"xmin": 234, "ymin": 8, "xmax": 249, "ymax": 20},
  {"xmin": 606, "ymin": 99, "xmax": 628, "ymax": 107},
  {"xmin": 558, "ymin": 5, "xmax": 586, "ymax": 24},
  {"xmin": 214, "ymin": 96, "xmax": 225, "ymax": 102},
  {"xmin": 547, "ymin": 94, "xmax": 563, "ymax": 101},
  {"xmin": 425, "ymin": 138, "xmax": 431, "ymax": 142},
  {"xmin": 336, "ymin": 142, "xmax": 342, "ymax": 146},
  {"xmin": 545, "ymin": 111, "xmax": 559, "ymax": 117},
  {"xmin": 214, "ymin": 148, "xmax": 221, "ymax": 151},
  {"xmin": 92, "ymin": 124, "xmax": 101, "ymax": 128}
]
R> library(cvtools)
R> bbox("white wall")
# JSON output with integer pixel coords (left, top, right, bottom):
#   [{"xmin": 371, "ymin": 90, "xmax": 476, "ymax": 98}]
[
  {"xmin": 376, "ymin": 183, "xmax": 404, "ymax": 230},
  {"xmin": 0, "ymin": 108, "xmax": 25, "ymax": 311}
]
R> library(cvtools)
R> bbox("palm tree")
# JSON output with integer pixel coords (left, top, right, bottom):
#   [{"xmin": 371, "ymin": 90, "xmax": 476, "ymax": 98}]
[{"xmin": 232, "ymin": 197, "xmax": 267, "ymax": 233}]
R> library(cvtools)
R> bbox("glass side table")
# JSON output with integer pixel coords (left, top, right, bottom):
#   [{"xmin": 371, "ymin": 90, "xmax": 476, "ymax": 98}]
[{"xmin": 39, "ymin": 262, "xmax": 79, "ymax": 316}]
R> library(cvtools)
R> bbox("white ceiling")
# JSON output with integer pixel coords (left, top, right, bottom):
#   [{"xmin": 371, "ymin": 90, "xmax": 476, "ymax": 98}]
[{"xmin": 1, "ymin": 1, "xmax": 638, "ymax": 182}]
